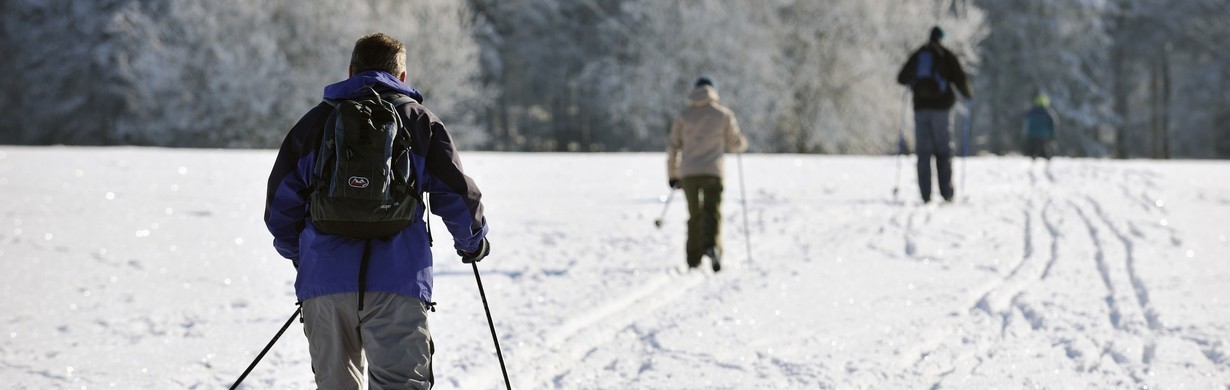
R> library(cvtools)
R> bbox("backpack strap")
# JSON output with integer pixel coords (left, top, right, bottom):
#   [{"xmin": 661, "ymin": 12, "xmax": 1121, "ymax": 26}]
[
  {"xmin": 379, "ymin": 91, "xmax": 417, "ymax": 183},
  {"xmin": 381, "ymin": 92, "xmax": 415, "ymax": 108},
  {"xmin": 382, "ymin": 92, "xmax": 434, "ymax": 246},
  {"xmin": 357, "ymin": 239, "xmax": 372, "ymax": 311},
  {"xmin": 377, "ymin": 91, "xmax": 429, "ymax": 245},
  {"xmin": 306, "ymin": 106, "xmax": 342, "ymax": 197}
]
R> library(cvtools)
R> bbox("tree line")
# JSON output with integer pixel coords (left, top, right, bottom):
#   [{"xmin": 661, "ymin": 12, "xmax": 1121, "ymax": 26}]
[{"xmin": 2, "ymin": 0, "xmax": 1226, "ymax": 158}]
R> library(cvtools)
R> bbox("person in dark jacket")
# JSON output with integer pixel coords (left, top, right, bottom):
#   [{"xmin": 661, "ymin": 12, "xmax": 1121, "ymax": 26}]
[
  {"xmin": 897, "ymin": 26, "xmax": 973, "ymax": 203},
  {"xmin": 1022, "ymin": 93, "xmax": 1058, "ymax": 161},
  {"xmin": 264, "ymin": 33, "xmax": 490, "ymax": 389}
]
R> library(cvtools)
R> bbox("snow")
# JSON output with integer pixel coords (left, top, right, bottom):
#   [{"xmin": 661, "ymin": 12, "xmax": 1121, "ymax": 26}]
[{"xmin": 1, "ymin": 146, "xmax": 1228, "ymax": 389}]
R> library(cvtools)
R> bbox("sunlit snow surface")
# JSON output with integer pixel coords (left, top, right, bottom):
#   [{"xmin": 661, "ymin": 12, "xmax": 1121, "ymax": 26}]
[{"xmin": 1, "ymin": 146, "xmax": 1228, "ymax": 389}]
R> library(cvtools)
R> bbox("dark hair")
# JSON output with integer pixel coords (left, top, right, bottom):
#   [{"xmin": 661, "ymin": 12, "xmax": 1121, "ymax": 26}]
[
  {"xmin": 929, "ymin": 26, "xmax": 945, "ymax": 43},
  {"xmin": 350, "ymin": 33, "xmax": 406, "ymax": 75},
  {"xmin": 695, "ymin": 76, "xmax": 714, "ymax": 89}
]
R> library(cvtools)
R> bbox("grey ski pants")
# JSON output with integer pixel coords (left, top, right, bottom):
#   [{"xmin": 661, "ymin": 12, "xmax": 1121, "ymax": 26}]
[
  {"xmin": 301, "ymin": 292, "xmax": 433, "ymax": 390},
  {"xmin": 914, "ymin": 109, "xmax": 955, "ymax": 201}
]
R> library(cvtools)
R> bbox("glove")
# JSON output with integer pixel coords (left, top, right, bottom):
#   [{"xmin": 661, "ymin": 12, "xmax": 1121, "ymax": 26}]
[
  {"xmin": 458, "ymin": 238, "xmax": 490, "ymax": 263},
  {"xmin": 669, "ymin": 179, "xmax": 681, "ymax": 189},
  {"xmin": 955, "ymin": 99, "xmax": 972, "ymax": 116}
]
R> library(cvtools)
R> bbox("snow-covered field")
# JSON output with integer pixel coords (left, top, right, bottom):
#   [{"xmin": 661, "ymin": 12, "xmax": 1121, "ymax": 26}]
[{"xmin": 1, "ymin": 146, "xmax": 1228, "ymax": 389}]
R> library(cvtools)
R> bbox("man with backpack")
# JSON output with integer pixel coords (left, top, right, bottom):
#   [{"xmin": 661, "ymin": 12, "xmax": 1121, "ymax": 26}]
[
  {"xmin": 667, "ymin": 77, "xmax": 748, "ymax": 272},
  {"xmin": 897, "ymin": 26, "xmax": 973, "ymax": 203},
  {"xmin": 1022, "ymin": 93, "xmax": 1059, "ymax": 162},
  {"xmin": 264, "ymin": 33, "xmax": 489, "ymax": 389}
]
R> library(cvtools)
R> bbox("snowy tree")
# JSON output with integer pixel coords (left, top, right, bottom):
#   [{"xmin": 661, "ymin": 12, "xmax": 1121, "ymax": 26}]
[
  {"xmin": 973, "ymin": 0, "xmax": 1115, "ymax": 157},
  {"xmin": 0, "ymin": 0, "xmax": 485, "ymax": 148},
  {"xmin": 591, "ymin": 0, "xmax": 786, "ymax": 152},
  {"xmin": 973, "ymin": 0, "xmax": 1230, "ymax": 158},
  {"xmin": 770, "ymin": 0, "xmax": 985, "ymax": 154},
  {"xmin": 3, "ymin": 0, "xmax": 1225, "ymax": 157},
  {"xmin": 467, "ymin": 0, "xmax": 985, "ymax": 153},
  {"xmin": 0, "ymin": 1, "xmax": 136, "ymax": 144},
  {"xmin": 1107, "ymin": 0, "xmax": 1230, "ymax": 158}
]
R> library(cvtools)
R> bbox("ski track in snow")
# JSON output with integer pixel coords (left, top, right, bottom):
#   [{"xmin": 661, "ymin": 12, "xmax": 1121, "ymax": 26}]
[
  {"xmin": 512, "ymin": 269, "xmax": 709, "ymax": 387},
  {"xmin": 1, "ymin": 149, "xmax": 1228, "ymax": 388},
  {"xmin": 889, "ymin": 160, "xmax": 1228, "ymax": 389}
]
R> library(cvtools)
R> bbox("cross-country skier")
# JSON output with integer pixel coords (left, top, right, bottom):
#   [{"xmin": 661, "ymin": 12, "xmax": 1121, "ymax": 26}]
[
  {"xmin": 666, "ymin": 77, "xmax": 748, "ymax": 272},
  {"xmin": 897, "ymin": 26, "xmax": 974, "ymax": 203},
  {"xmin": 264, "ymin": 32, "xmax": 490, "ymax": 389},
  {"xmin": 1022, "ymin": 93, "xmax": 1059, "ymax": 162}
]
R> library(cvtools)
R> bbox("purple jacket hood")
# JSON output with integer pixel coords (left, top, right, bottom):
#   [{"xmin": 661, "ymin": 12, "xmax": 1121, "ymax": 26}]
[{"xmin": 323, "ymin": 70, "xmax": 424, "ymax": 102}]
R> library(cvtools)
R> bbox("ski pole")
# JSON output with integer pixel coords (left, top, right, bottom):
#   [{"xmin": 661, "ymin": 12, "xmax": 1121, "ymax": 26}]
[
  {"xmin": 737, "ymin": 153, "xmax": 753, "ymax": 265},
  {"xmin": 229, "ymin": 305, "xmax": 301, "ymax": 390},
  {"xmin": 893, "ymin": 88, "xmax": 909, "ymax": 201},
  {"xmin": 961, "ymin": 99, "xmax": 973, "ymax": 198},
  {"xmin": 472, "ymin": 262, "xmax": 512, "ymax": 390},
  {"xmin": 653, "ymin": 189, "xmax": 677, "ymax": 229}
]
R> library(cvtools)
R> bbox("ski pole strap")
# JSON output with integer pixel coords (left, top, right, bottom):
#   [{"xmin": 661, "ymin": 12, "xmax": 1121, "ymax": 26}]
[{"xmin": 424, "ymin": 195, "xmax": 434, "ymax": 247}]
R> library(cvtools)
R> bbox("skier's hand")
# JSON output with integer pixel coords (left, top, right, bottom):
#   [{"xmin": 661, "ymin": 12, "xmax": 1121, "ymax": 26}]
[
  {"xmin": 669, "ymin": 179, "xmax": 681, "ymax": 189},
  {"xmin": 458, "ymin": 238, "xmax": 490, "ymax": 263},
  {"xmin": 955, "ymin": 100, "xmax": 971, "ymax": 115}
]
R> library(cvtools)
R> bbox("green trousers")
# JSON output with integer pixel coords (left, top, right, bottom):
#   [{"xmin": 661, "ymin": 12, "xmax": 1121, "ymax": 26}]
[{"xmin": 682, "ymin": 175, "xmax": 723, "ymax": 267}]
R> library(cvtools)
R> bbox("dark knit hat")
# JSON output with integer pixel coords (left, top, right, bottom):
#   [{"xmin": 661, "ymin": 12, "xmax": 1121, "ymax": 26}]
[
  {"xmin": 695, "ymin": 76, "xmax": 714, "ymax": 89},
  {"xmin": 930, "ymin": 26, "xmax": 945, "ymax": 42}
]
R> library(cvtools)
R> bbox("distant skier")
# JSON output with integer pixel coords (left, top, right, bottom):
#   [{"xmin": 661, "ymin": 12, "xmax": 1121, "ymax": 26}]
[
  {"xmin": 1022, "ymin": 93, "xmax": 1058, "ymax": 161},
  {"xmin": 897, "ymin": 26, "xmax": 974, "ymax": 203},
  {"xmin": 264, "ymin": 32, "xmax": 490, "ymax": 389},
  {"xmin": 666, "ymin": 77, "xmax": 748, "ymax": 272}
]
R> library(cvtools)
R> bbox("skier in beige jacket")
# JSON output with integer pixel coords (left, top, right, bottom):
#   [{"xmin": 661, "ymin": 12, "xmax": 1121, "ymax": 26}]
[{"xmin": 666, "ymin": 77, "xmax": 748, "ymax": 272}]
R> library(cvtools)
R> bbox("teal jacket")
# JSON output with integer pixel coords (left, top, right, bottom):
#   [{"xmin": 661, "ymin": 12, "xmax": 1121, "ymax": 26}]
[{"xmin": 1023, "ymin": 105, "xmax": 1058, "ymax": 139}]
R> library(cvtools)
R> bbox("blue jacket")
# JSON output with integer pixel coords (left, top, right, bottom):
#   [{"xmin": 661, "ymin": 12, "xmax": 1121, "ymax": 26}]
[{"xmin": 264, "ymin": 70, "xmax": 488, "ymax": 303}]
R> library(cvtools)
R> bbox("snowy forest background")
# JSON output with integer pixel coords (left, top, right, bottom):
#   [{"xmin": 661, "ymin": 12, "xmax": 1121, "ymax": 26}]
[{"xmin": 2, "ymin": 0, "xmax": 1228, "ymax": 158}]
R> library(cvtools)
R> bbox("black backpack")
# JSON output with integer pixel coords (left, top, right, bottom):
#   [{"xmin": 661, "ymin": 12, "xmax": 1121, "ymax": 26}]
[
  {"xmin": 309, "ymin": 87, "xmax": 420, "ymax": 239},
  {"xmin": 911, "ymin": 48, "xmax": 949, "ymax": 99}
]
